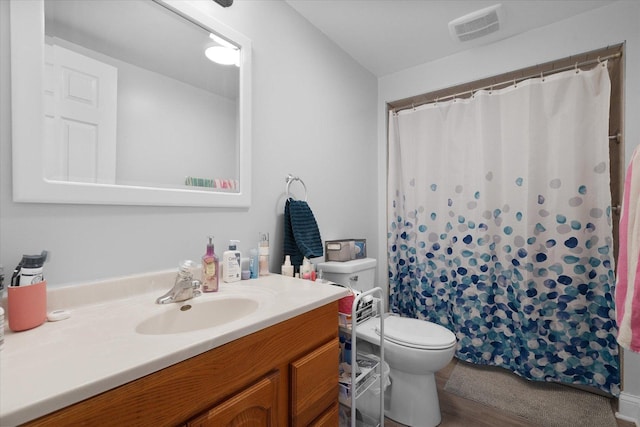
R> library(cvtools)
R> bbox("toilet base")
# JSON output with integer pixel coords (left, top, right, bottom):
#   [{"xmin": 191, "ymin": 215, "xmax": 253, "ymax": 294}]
[{"xmin": 386, "ymin": 370, "xmax": 441, "ymax": 427}]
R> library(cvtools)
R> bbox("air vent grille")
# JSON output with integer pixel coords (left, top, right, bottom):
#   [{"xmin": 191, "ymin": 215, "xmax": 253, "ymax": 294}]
[{"xmin": 449, "ymin": 4, "xmax": 504, "ymax": 42}]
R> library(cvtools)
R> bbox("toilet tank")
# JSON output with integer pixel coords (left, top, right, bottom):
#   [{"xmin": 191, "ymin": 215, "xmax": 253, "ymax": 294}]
[{"xmin": 317, "ymin": 258, "xmax": 377, "ymax": 292}]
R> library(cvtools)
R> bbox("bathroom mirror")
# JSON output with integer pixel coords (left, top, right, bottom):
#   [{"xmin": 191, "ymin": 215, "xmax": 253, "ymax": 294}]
[{"xmin": 10, "ymin": 0, "xmax": 252, "ymax": 207}]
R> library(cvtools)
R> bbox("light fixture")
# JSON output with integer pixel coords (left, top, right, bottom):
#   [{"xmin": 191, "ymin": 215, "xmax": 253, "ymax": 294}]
[
  {"xmin": 212, "ymin": 0, "xmax": 233, "ymax": 7},
  {"xmin": 205, "ymin": 33, "xmax": 239, "ymax": 66}
]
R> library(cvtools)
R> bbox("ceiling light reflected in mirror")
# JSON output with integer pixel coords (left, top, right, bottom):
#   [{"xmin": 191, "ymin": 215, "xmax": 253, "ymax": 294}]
[{"xmin": 206, "ymin": 33, "xmax": 239, "ymax": 66}]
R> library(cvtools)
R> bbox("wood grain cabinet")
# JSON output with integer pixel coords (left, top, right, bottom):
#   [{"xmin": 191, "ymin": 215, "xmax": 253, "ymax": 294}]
[
  {"xmin": 186, "ymin": 372, "xmax": 279, "ymax": 427},
  {"xmin": 290, "ymin": 340, "xmax": 339, "ymax": 426},
  {"xmin": 24, "ymin": 302, "xmax": 339, "ymax": 427}
]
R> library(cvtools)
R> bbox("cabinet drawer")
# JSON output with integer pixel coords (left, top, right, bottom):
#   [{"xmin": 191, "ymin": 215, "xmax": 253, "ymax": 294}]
[{"xmin": 290, "ymin": 339, "xmax": 339, "ymax": 427}]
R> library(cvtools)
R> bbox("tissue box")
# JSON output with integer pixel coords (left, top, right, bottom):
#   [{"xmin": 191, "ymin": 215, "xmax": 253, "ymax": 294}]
[
  {"xmin": 325, "ymin": 239, "xmax": 366, "ymax": 262},
  {"xmin": 326, "ymin": 240, "xmax": 355, "ymax": 261}
]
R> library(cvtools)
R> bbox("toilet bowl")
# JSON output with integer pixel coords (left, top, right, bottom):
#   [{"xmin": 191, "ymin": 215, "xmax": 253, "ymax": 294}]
[
  {"xmin": 356, "ymin": 314, "xmax": 456, "ymax": 427},
  {"xmin": 317, "ymin": 258, "xmax": 457, "ymax": 427}
]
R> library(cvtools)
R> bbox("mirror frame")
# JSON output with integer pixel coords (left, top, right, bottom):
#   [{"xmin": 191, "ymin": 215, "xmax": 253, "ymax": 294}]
[{"xmin": 10, "ymin": 0, "xmax": 252, "ymax": 207}]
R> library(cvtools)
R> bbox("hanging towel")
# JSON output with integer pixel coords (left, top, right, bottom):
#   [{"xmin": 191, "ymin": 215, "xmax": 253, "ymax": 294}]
[
  {"xmin": 284, "ymin": 198, "xmax": 323, "ymax": 269},
  {"xmin": 616, "ymin": 145, "xmax": 640, "ymax": 353}
]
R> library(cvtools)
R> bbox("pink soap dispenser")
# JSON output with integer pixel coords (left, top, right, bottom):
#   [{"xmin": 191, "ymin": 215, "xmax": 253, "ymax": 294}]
[{"xmin": 201, "ymin": 236, "xmax": 219, "ymax": 292}]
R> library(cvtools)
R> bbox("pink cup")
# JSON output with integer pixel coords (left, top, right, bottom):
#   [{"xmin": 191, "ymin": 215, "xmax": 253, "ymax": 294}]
[{"xmin": 8, "ymin": 280, "xmax": 47, "ymax": 332}]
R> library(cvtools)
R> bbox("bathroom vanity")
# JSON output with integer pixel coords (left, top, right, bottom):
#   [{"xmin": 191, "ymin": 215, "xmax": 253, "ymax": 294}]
[{"xmin": 0, "ymin": 272, "xmax": 348, "ymax": 426}]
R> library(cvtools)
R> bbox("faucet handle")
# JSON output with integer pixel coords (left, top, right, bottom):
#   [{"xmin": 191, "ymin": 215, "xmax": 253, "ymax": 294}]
[
  {"xmin": 178, "ymin": 260, "xmax": 196, "ymax": 277},
  {"xmin": 192, "ymin": 279, "xmax": 202, "ymax": 298}
]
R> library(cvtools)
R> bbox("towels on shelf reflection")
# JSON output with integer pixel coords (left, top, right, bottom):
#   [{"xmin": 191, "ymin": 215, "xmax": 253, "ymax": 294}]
[
  {"xmin": 616, "ymin": 145, "xmax": 640, "ymax": 353},
  {"xmin": 185, "ymin": 176, "xmax": 238, "ymax": 190},
  {"xmin": 284, "ymin": 199, "xmax": 323, "ymax": 269}
]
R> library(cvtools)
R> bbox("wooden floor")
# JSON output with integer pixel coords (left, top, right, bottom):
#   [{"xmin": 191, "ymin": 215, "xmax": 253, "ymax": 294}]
[{"xmin": 384, "ymin": 358, "xmax": 634, "ymax": 427}]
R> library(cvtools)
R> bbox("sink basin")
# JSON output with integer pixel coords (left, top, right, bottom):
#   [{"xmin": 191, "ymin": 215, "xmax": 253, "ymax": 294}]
[{"xmin": 136, "ymin": 297, "xmax": 259, "ymax": 335}]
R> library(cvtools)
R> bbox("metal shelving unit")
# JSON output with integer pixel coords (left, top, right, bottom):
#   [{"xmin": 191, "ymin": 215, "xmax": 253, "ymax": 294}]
[{"xmin": 338, "ymin": 287, "xmax": 385, "ymax": 427}]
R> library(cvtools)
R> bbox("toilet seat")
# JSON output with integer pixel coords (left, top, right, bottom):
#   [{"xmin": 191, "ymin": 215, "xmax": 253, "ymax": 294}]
[{"xmin": 376, "ymin": 316, "xmax": 456, "ymax": 350}]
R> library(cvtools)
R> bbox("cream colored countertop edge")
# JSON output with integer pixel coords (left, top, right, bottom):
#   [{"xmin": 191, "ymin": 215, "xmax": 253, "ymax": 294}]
[{"xmin": 0, "ymin": 271, "xmax": 348, "ymax": 426}]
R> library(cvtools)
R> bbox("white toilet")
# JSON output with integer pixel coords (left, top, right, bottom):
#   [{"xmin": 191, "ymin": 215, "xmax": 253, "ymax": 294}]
[{"xmin": 318, "ymin": 258, "xmax": 457, "ymax": 427}]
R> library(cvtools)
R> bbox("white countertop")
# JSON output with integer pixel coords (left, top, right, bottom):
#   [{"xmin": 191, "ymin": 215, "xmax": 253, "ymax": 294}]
[{"xmin": 0, "ymin": 271, "xmax": 348, "ymax": 426}]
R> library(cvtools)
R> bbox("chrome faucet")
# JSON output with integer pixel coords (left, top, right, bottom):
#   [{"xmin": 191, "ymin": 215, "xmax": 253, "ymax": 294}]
[{"xmin": 156, "ymin": 260, "xmax": 202, "ymax": 304}]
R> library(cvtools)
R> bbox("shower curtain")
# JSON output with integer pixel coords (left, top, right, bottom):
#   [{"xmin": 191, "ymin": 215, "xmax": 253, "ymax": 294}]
[{"xmin": 387, "ymin": 63, "xmax": 620, "ymax": 395}]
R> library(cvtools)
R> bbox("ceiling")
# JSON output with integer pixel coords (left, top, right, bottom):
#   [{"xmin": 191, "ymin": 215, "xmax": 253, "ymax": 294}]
[{"xmin": 285, "ymin": 0, "xmax": 617, "ymax": 77}]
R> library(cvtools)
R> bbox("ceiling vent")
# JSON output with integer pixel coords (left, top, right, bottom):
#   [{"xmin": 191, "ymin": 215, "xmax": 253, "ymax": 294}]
[{"xmin": 448, "ymin": 4, "xmax": 504, "ymax": 42}]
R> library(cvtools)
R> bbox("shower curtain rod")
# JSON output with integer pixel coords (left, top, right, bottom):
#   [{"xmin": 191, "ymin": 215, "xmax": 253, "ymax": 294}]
[{"xmin": 391, "ymin": 52, "xmax": 622, "ymax": 114}]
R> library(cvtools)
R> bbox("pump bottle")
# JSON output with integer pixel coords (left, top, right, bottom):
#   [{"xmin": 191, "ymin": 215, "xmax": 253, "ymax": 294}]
[
  {"xmin": 201, "ymin": 236, "xmax": 219, "ymax": 292},
  {"xmin": 222, "ymin": 240, "xmax": 241, "ymax": 283}
]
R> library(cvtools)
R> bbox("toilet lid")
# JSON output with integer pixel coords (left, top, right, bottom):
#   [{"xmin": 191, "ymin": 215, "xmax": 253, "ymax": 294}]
[{"xmin": 375, "ymin": 316, "xmax": 456, "ymax": 350}]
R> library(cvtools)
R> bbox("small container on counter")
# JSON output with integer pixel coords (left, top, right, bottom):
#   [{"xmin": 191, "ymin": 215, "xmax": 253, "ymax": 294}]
[
  {"xmin": 281, "ymin": 255, "xmax": 294, "ymax": 277},
  {"xmin": 258, "ymin": 232, "xmax": 270, "ymax": 276},
  {"xmin": 8, "ymin": 251, "xmax": 48, "ymax": 332}
]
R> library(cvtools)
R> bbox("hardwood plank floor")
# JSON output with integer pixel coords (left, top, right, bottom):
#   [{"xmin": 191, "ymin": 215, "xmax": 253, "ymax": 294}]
[{"xmin": 383, "ymin": 358, "xmax": 634, "ymax": 427}]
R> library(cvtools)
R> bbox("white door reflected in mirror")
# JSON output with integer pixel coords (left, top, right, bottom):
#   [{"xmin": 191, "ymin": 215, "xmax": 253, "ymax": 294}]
[{"xmin": 44, "ymin": 43, "xmax": 118, "ymax": 184}]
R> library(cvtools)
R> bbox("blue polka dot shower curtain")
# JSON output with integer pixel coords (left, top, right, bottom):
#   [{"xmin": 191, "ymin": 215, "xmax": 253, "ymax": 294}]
[{"xmin": 387, "ymin": 63, "xmax": 620, "ymax": 395}]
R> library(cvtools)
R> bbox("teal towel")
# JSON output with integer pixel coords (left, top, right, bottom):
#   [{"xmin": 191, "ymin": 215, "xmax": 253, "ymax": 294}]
[{"xmin": 284, "ymin": 199, "xmax": 323, "ymax": 269}]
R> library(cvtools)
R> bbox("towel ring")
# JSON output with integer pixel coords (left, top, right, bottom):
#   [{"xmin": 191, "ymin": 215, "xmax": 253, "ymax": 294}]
[{"xmin": 285, "ymin": 174, "xmax": 308, "ymax": 201}]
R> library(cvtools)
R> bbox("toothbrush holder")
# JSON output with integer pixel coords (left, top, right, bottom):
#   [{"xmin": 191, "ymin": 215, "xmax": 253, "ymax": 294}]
[{"xmin": 7, "ymin": 280, "xmax": 47, "ymax": 332}]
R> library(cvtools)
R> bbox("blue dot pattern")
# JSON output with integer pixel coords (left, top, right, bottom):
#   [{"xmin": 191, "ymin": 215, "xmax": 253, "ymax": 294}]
[{"xmin": 388, "ymin": 177, "xmax": 620, "ymax": 396}]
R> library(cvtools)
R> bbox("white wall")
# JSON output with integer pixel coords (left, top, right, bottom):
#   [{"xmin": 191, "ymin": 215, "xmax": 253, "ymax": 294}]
[
  {"xmin": 0, "ymin": 0, "xmax": 378, "ymax": 287},
  {"xmin": 377, "ymin": 0, "xmax": 640, "ymax": 421},
  {"xmin": 115, "ymin": 61, "xmax": 238, "ymax": 187}
]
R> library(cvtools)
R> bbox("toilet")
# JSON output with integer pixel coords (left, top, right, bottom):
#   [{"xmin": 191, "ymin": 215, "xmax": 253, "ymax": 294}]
[{"xmin": 318, "ymin": 258, "xmax": 457, "ymax": 427}]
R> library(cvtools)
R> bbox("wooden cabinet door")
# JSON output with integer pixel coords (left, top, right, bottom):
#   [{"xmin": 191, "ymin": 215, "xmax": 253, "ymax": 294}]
[
  {"xmin": 309, "ymin": 402, "xmax": 339, "ymax": 427},
  {"xmin": 187, "ymin": 372, "xmax": 279, "ymax": 427},
  {"xmin": 290, "ymin": 339, "xmax": 339, "ymax": 427}
]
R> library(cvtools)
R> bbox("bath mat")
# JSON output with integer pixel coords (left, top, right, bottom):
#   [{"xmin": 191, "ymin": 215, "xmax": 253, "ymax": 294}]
[{"xmin": 444, "ymin": 361, "xmax": 618, "ymax": 427}]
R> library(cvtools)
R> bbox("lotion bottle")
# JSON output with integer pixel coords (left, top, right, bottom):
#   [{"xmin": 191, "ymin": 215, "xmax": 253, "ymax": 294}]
[
  {"xmin": 201, "ymin": 236, "xmax": 219, "ymax": 292},
  {"xmin": 222, "ymin": 240, "xmax": 241, "ymax": 283},
  {"xmin": 249, "ymin": 248, "xmax": 259, "ymax": 279},
  {"xmin": 301, "ymin": 257, "xmax": 311, "ymax": 279},
  {"xmin": 281, "ymin": 255, "xmax": 293, "ymax": 277}
]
